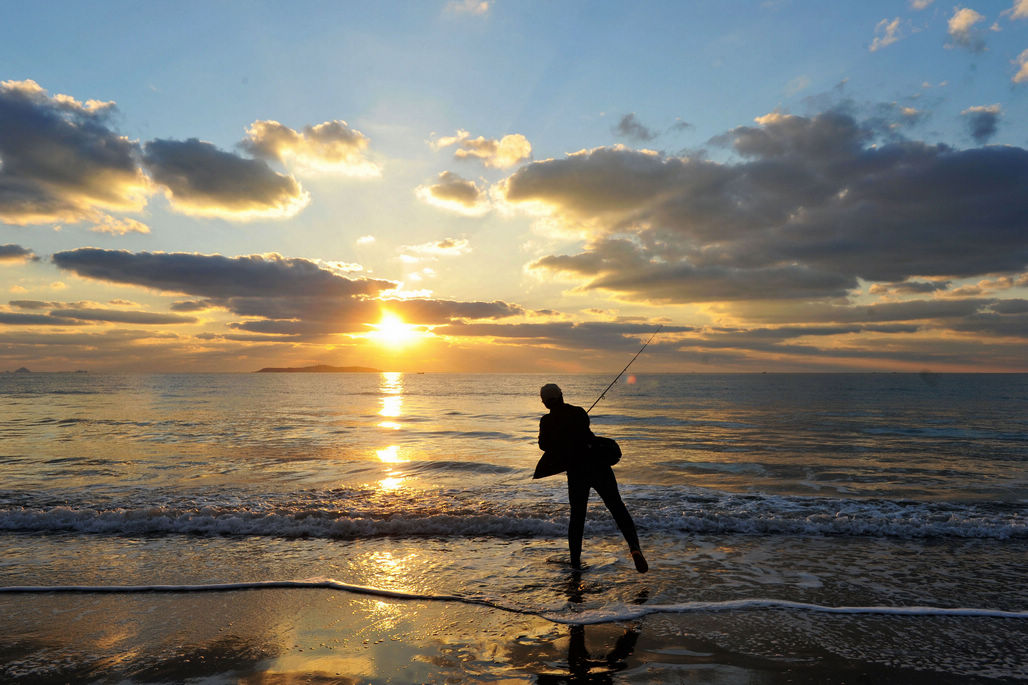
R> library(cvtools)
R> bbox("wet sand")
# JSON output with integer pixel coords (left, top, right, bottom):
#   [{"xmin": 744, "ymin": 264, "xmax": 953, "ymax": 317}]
[{"xmin": 3, "ymin": 584, "xmax": 1025, "ymax": 683}]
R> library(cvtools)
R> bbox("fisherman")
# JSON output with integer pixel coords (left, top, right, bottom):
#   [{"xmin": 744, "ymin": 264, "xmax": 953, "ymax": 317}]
[{"xmin": 536, "ymin": 383, "xmax": 648, "ymax": 573}]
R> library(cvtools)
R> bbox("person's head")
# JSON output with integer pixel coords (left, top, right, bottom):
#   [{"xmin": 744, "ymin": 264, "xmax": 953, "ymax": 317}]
[{"xmin": 540, "ymin": 383, "xmax": 563, "ymax": 409}]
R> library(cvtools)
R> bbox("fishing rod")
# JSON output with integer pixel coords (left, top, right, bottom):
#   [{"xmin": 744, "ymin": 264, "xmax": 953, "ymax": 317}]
[{"xmin": 587, "ymin": 324, "xmax": 662, "ymax": 414}]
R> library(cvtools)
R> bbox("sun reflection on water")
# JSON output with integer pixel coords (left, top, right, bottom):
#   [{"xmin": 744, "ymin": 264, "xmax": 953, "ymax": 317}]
[
  {"xmin": 379, "ymin": 396, "xmax": 402, "ymax": 418},
  {"xmin": 376, "ymin": 445, "xmax": 406, "ymax": 463},
  {"xmin": 379, "ymin": 372, "xmax": 403, "ymax": 427},
  {"xmin": 374, "ymin": 373, "xmax": 409, "ymax": 489},
  {"xmin": 378, "ymin": 476, "xmax": 406, "ymax": 490}
]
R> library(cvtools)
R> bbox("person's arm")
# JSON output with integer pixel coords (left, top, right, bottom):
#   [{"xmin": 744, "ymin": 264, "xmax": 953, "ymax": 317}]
[
  {"xmin": 538, "ymin": 415, "xmax": 552, "ymax": 451},
  {"xmin": 576, "ymin": 406, "xmax": 594, "ymax": 441}
]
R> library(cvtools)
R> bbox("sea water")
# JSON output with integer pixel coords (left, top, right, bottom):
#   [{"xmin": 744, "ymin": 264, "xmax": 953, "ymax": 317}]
[{"xmin": 1, "ymin": 372, "xmax": 1025, "ymax": 682}]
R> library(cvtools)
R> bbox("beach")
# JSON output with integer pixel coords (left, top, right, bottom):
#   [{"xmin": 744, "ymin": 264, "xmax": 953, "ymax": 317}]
[{"xmin": 1, "ymin": 372, "xmax": 1025, "ymax": 682}]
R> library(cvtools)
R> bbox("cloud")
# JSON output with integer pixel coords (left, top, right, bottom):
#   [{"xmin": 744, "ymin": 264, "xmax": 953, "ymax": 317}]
[
  {"xmin": 503, "ymin": 110, "xmax": 1028, "ymax": 305},
  {"xmin": 614, "ymin": 113, "xmax": 658, "ymax": 142},
  {"xmin": 870, "ymin": 17, "xmax": 903, "ymax": 52},
  {"xmin": 170, "ymin": 300, "xmax": 216, "ymax": 312},
  {"xmin": 356, "ymin": 235, "xmax": 375, "ymax": 245},
  {"xmin": 435, "ymin": 130, "xmax": 532, "ymax": 168},
  {"xmin": 9, "ymin": 300, "xmax": 56, "ymax": 309},
  {"xmin": 1006, "ymin": 0, "xmax": 1028, "ymax": 19},
  {"xmin": 46, "ymin": 307, "xmax": 197, "ymax": 325},
  {"xmin": 52, "ymin": 249, "xmax": 392, "ymax": 299},
  {"xmin": 1015, "ymin": 49, "xmax": 1028, "ymax": 83},
  {"xmin": 430, "ymin": 129, "xmax": 470, "ymax": 150},
  {"xmin": 49, "ymin": 248, "xmax": 522, "ymax": 341},
  {"xmin": 400, "ymin": 237, "xmax": 472, "ymax": 259},
  {"xmin": 90, "ymin": 215, "xmax": 150, "ymax": 235},
  {"xmin": 785, "ymin": 75, "xmax": 812, "ymax": 95},
  {"xmin": 142, "ymin": 138, "xmax": 310, "ymax": 219},
  {"xmin": 961, "ymin": 104, "xmax": 1002, "ymax": 142},
  {"xmin": 531, "ymin": 241, "xmax": 856, "ymax": 302},
  {"xmin": 0, "ymin": 244, "xmax": 38, "ymax": 263},
  {"xmin": 947, "ymin": 7, "xmax": 987, "ymax": 52},
  {"xmin": 415, "ymin": 171, "xmax": 489, "ymax": 215},
  {"xmin": 0, "ymin": 79, "xmax": 149, "ymax": 226},
  {"xmin": 446, "ymin": 0, "xmax": 489, "ymax": 15},
  {"xmin": 910, "ymin": 0, "xmax": 934, "ymax": 9},
  {"xmin": 869, "ymin": 280, "xmax": 949, "ymax": 296},
  {"xmin": 433, "ymin": 321, "xmax": 695, "ymax": 361},
  {"xmin": 240, "ymin": 120, "xmax": 380, "ymax": 176},
  {"xmin": 50, "ymin": 249, "xmax": 397, "ymax": 339},
  {"xmin": 386, "ymin": 298, "xmax": 521, "ymax": 324},
  {"xmin": 0, "ymin": 311, "xmax": 85, "ymax": 325}
]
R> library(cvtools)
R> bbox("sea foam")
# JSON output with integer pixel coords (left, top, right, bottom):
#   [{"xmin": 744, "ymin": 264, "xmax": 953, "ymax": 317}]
[{"xmin": 0, "ymin": 487, "xmax": 1023, "ymax": 540}]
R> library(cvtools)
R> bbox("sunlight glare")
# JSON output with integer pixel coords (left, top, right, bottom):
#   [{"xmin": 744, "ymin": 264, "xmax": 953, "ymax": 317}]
[
  {"xmin": 380, "ymin": 396, "xmax": 402, "ymax": 417},
  {"xmin": 376, "ymin": 445, "xmax": 406, "ymax": 463},
  {"xmin": 378, "ymin": 476, "xmax": 406, "ymax": 490},
  {"xmin": 368, "ymin": 314, "xmax": 424, "ymax": 348}
]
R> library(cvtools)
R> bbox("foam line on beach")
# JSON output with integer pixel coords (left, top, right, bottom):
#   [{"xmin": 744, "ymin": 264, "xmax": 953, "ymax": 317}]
[
  {"xmin": 1, "ymin": 577, "xmax": 1026, "ymax": 624},
  {"xmin": 550, "ymin": 599, "xmax": 1028, "ymax": 624}
]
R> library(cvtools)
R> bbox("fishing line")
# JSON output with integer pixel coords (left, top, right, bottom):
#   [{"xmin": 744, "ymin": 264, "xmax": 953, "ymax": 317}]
[{"xmin": 587, "ymin": 325, "xmax": 662, "ymax": 414}]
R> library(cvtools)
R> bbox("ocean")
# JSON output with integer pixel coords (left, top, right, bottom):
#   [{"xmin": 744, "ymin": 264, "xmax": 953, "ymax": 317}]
[{"xmin": 1, "ymin": 372, "xmax": 1025, "ymax": 683}]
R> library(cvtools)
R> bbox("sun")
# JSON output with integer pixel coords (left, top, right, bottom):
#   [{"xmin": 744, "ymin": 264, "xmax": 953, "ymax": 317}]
[{"xmin": 367, "ymin": 313, "xmax": 425, "ymax": 348}]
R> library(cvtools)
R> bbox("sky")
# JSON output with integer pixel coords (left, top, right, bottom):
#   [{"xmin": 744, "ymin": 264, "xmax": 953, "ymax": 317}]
[{"xmin": 1, "ymin": 0, "xmax": 1027, "ymax": 373}]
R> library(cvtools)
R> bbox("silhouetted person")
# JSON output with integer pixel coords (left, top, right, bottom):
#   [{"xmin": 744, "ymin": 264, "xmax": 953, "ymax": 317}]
[{"xmin": 536, "ymin": 383, "xmax": 647, "ymax": 573}]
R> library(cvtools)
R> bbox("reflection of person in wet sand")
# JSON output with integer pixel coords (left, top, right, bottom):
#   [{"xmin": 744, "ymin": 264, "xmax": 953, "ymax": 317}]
[
  {"xmin": 535, "ymin": 383, "xmax": 648, "ymax": 573},
  {"xmin": 534, "ymin": 570, "xmax": 641, "ymax": 684}
]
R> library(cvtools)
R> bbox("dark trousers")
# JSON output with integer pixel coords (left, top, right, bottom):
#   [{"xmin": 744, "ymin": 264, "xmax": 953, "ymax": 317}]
[{"xmin": 567, "ymin": 464, "xmax": 640, "ymax": 564}]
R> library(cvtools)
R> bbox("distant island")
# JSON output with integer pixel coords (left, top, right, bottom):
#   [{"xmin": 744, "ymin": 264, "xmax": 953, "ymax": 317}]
[
  {"xmin": 255, "ymin": 365, "xmax": 382, "ymax": 373},
  {"xmin": 2, "ymin": 368, "xmax": 88, "ymax": 374}
]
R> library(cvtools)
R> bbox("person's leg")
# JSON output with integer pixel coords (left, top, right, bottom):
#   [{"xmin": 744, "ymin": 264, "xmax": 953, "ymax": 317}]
[
  {"xmin": 591, "ymin": 466, "xmax": 640, "ymax": 550},
  {"xmin": 566, "ymin": 470, "xmax": 590, "ymax": 568},
  {"xmin": 591, "ymin": 466, "xmax": 647, "ymax": 572}
]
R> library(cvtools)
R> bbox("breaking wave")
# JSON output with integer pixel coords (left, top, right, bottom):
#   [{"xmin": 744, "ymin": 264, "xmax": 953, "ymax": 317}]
[{"xmin": 0, "ymin": 486, "xmax": 1023, "ymax": 540}]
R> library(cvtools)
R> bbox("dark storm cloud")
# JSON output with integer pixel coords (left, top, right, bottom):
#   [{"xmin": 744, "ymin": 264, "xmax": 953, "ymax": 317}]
[
  {"xmin": 142, "ymin": 138, "xmax": 308, "ymax": 218},
  {"xmin": 0, "ymin": 80, "xmax": 148, "ymax": 225},
  {"xmin": 614, "ymin": 113, "xmax": 658, "ymax": 142},
  {"xmin": 962, "ymin": 105, "xmax": 1001, "ymax": 143},
  {"xmin": 505, "ymin": 110, "xmax": 1028, "ymax": 305}
]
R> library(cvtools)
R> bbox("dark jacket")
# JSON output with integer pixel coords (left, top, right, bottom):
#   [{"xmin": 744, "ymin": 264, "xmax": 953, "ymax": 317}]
[{"xmin": 534, "ymin": 402, "xmax": 593, "ymax": 479}]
